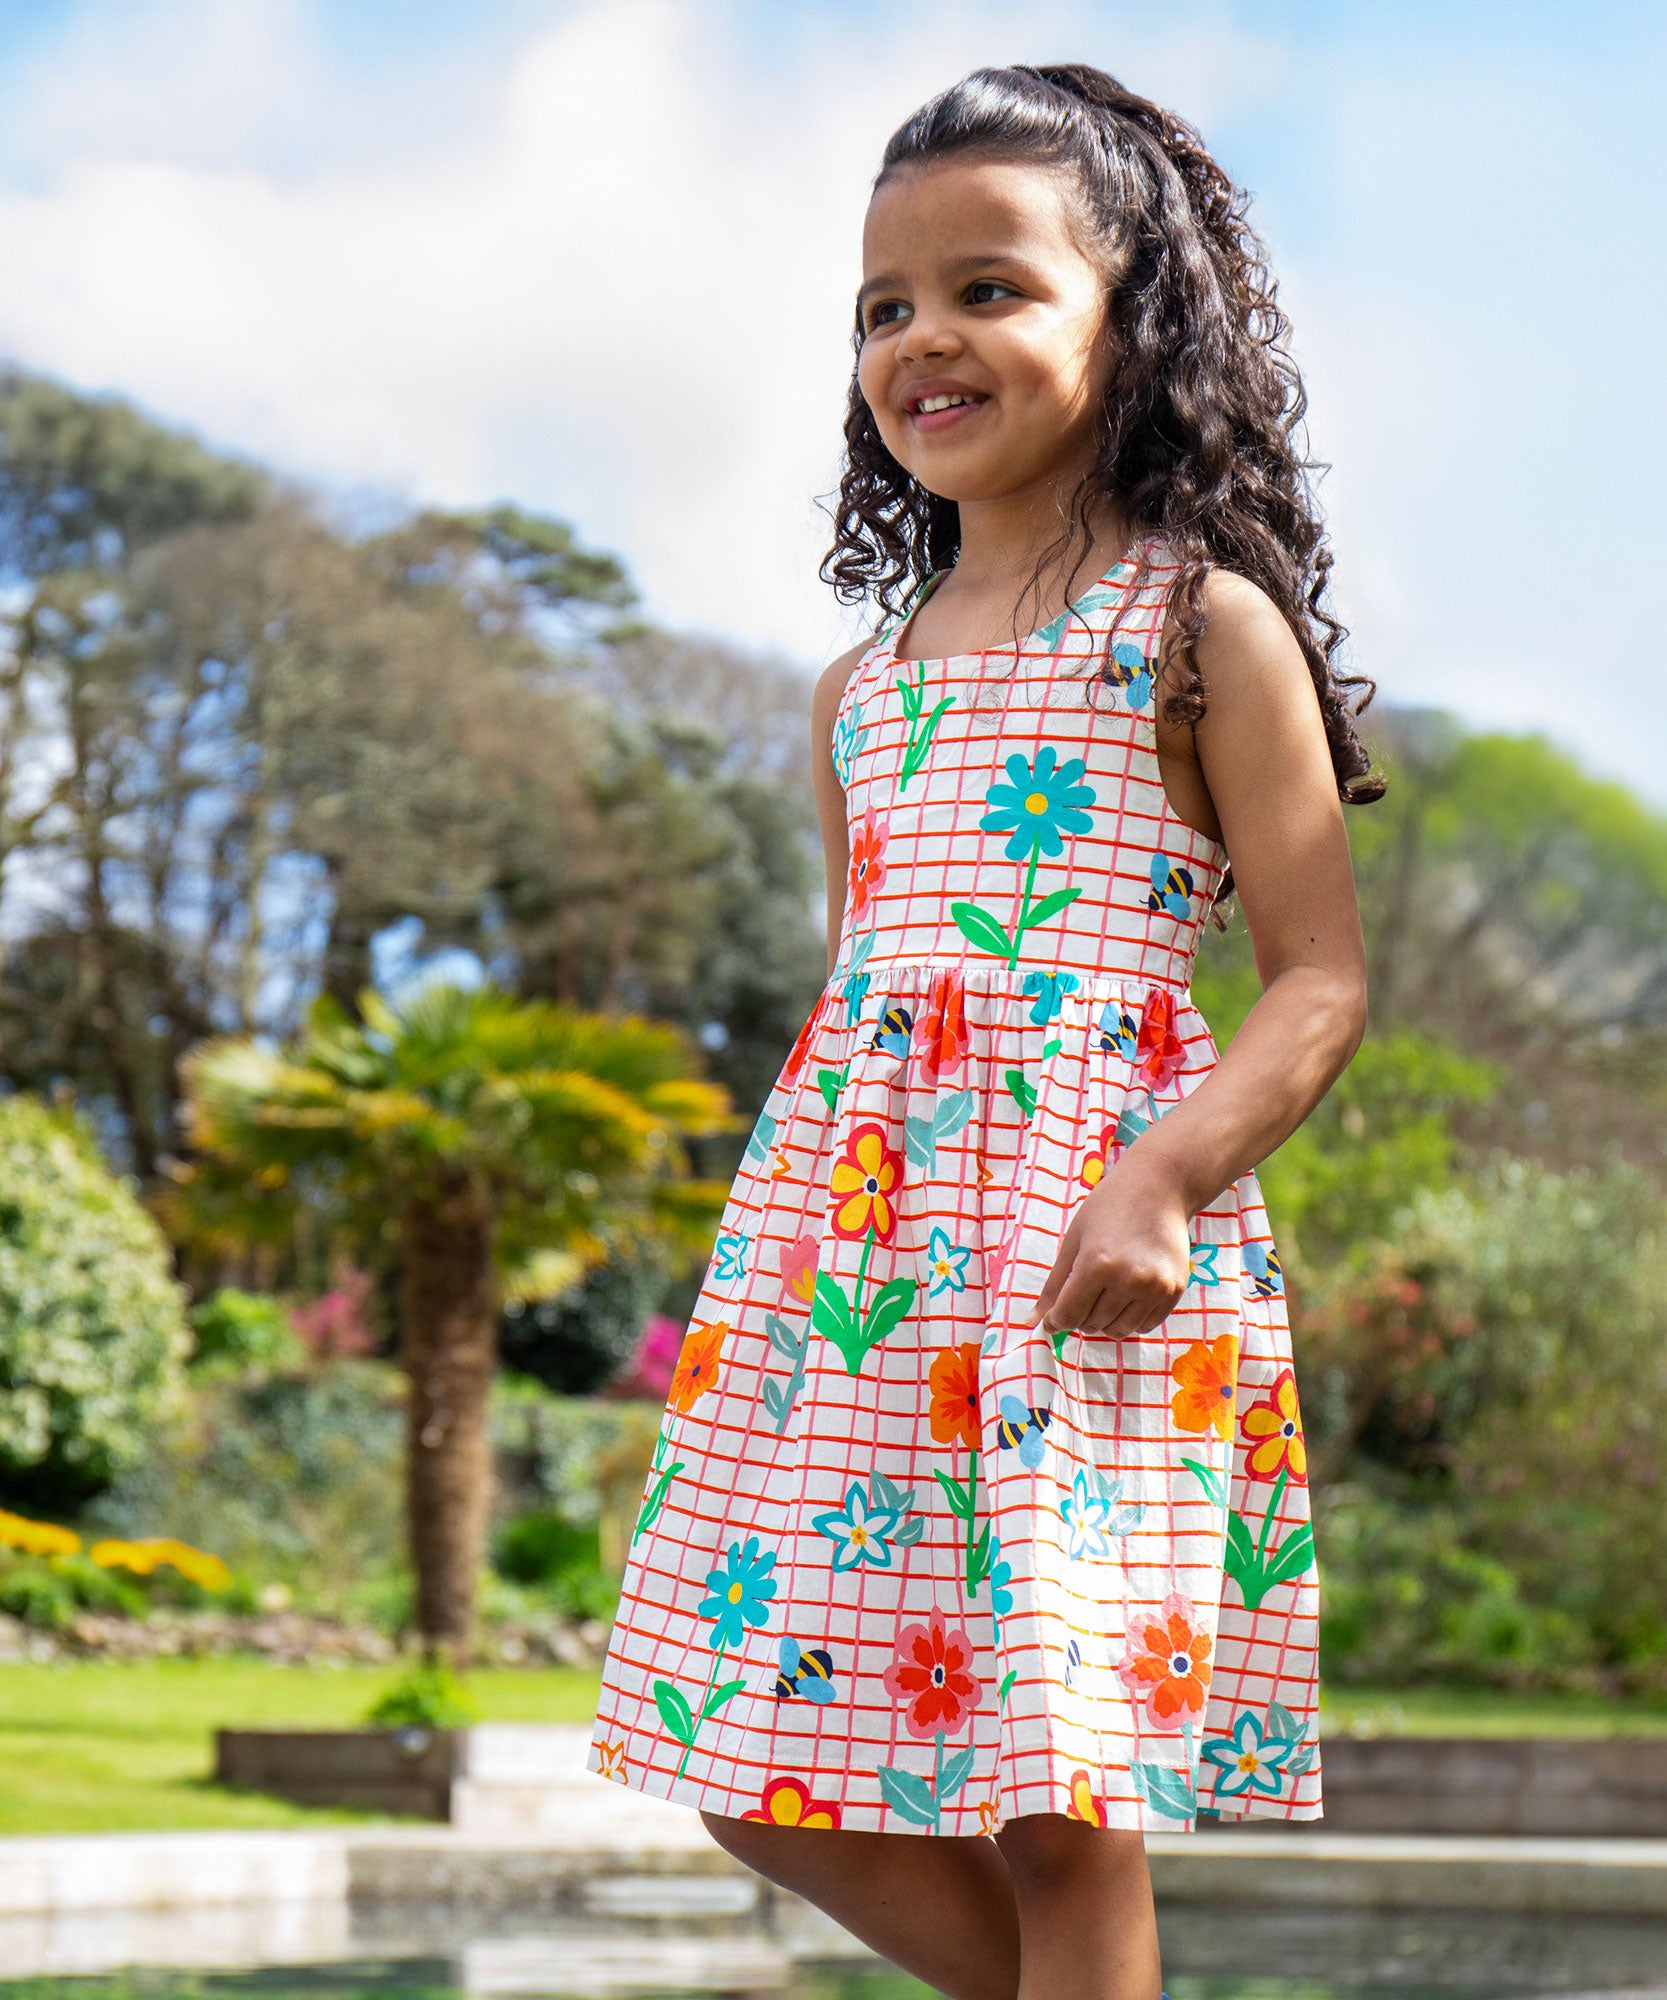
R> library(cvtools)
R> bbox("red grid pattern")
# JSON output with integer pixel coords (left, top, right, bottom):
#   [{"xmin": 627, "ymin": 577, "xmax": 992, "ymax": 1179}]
[{"xmin": 587, "ymin": 543, "xmax": 1323, "ymax": 1834}]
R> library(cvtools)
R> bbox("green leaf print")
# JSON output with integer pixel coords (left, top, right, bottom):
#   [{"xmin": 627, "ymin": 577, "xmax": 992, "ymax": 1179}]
[
  {"xmin": 877, "ymin": 1764, "xmax": 940, "ymax": 1826},
  {"xmin": 1131, "ymin": 1759, "xmax": 1196, "ymax": 1820},
  {"xmin": 1184, "ymin": 1459, "xmax": 1314, "ymax": 1612},
  {"xmin": 653, "ymin": 1679, "xmax": 696, "ymax": 1745},
  {"xmin": 937, "ymin": 1741, "xmax": 978, "ymax": 1800},
  {"xmin": 634, "ymin": 1428, "xmax": 685, "ymax": 1542},
  {"xmin": 761, "ymin": 1313, "xmax": 809, "ymax": 1435},
  {"xmin": 817, "ymin": 1064, "xmax": 849, "ymax": 1112},
  {"xmin": 811, "ymin": 1249, "xmax": 916, "ymax": 1377},
  {"xmin": 700, "ymin": 1676, "xmax": 747, "ymax": 1720},
  {"xmin": 1022, "ymin": 886, "xmax": 1081, "ymax": 929},
  {"xmin": 896, "ymin": 659, "xmax": 957, "ymax": 791},
  {"xmin": 950, "ymin": 901, "xmax": 1015, "ymax": 959}
]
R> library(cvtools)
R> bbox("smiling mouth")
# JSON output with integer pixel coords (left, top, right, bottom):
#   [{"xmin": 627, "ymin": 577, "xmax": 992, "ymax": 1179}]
[{"xmin": 906, "ymin": 390, "xmax": 989, "ymax": 432}]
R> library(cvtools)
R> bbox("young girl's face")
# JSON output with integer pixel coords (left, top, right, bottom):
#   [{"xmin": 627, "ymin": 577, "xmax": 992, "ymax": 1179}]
[{"xmin": 856, "ymin": 156, "xmax": 1114, "ymax": 510}]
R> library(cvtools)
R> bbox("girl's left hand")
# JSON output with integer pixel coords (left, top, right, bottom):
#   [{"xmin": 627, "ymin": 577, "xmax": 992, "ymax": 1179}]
[{"xmin": 1022, "ymin": 1158, "xmax": 1193, "ymax": 1340}]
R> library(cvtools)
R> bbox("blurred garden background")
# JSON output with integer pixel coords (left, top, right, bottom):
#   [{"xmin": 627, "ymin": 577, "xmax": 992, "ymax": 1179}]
[{"xmin": 0, "ymin": 0, "xmax": 1664, "ymax": 1834}]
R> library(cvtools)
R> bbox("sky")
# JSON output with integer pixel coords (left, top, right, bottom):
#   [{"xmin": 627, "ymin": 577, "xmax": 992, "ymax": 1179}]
[{"xmin": 0, "ymin": 0, "xmax": 1662, "ymax": 799}]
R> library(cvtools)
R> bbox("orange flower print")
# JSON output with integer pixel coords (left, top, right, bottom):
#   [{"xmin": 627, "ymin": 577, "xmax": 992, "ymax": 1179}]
[
  {"xmin": 1066, "ymin": 1768, "xmax": 1109, "ymax": 1826},
  {"xmin": 928, "ymin": 1341, "xmax": 982, "ymax": 1452},
  {"xmin": 595, "ymin": 1739, "xmax": 629, "ymax": 1783},
  {"xmin": 1079, "ymin": 1121, "xmax": 1118, "ymax": 1190},
  {"xmin": 667, "ymin": 1318, "xmax": 726, "ymax": 1415},
  {"xmin": 1135, "ymin": 986, "xmax": 1186, "ymax": 1089},
  {"xmin": 1170, "ymin": 1334, "xmax": 1239, "ymax": 1440},
  {"xmin": 1241, "ymin": 1368, "xmax": 1307, "ymax": 1484},
  {"xmin": 976, "ymin": 1799, "xmax": 1003, "ymax": 1837},
  {"xmin": 1118, "ymin": 1589, "xmax": 1213, "ymax": 1727},
  {"xmin": 740, "ymin": 1772, "xmax": 842, "ymax": 1830},
  {"xmin": 847, "ymin": 810, "xmax": 888, "ymax": 924},
  {"xmin": 828, "ymin": 1119, "xmax": 904, "ymax": 1242},
  {"xmin": 782, "ymin": 989, "xmax": 830, "ymax": 1086},
  {"xmin": 883, "ymin": 1608, "xmax": 984, "ymax": 1740},
  {"xmin": 778, "ymin": 1233, "xmax": 819, "ymax": 1308},
  {"xmin": 915, "ymin": 970, "xmax": 970, "ymax": 1085}
]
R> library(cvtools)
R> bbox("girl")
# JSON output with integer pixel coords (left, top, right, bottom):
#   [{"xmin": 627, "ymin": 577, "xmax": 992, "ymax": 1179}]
[{"xmin": 588, "ymin": 62, "xmax": 1375, "ymax": 2000}]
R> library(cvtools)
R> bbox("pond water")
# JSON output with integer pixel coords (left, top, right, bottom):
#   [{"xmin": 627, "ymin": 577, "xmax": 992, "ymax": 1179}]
[{"xmin": 6, "ymin": 1896, "xmax": 1667, "ymax": 2000}]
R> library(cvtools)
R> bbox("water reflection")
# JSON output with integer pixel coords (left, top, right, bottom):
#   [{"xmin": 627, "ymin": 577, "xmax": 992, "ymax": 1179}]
[{"xmin": 5, "ymin": 1895, "xmax": 1667, "ymax": 2000}]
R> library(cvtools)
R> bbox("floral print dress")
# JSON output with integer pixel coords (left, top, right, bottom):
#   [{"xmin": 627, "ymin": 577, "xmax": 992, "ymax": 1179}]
[{"xmin": 586, "ymin": 541, "xmax": 1322, "ymax": 1834}]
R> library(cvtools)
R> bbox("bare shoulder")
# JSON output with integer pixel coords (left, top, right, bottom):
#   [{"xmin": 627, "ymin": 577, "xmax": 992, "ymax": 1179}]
[{"xmin": 1192, "ymin": 569, "xmax": 1314, "ymax": 701}]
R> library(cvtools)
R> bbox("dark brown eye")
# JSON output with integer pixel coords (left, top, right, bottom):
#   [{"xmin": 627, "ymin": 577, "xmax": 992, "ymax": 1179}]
[{"xmin": 966, "ymin": 279, "xmax": 1018, "ymax": 305}]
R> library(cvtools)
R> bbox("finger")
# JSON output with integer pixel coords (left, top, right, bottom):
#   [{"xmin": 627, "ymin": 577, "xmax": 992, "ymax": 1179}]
[
  {"xmin": 1044, "ymin": 1260, "xmax": 1113, "ymax": 1334},
  {"xmin": 1025, "ymin": 1256, "xmax": 1068, "ymax": 1327},
  {"xmin": 1073, "ymin": 1284, "xmax": 1125, "ymax": 1335}
]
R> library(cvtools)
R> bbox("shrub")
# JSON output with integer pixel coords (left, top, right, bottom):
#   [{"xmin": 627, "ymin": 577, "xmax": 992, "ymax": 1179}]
[
  {"xmin": 364, "ymin": 1660, "xmax": 480, "ymax": 1729},
  {"xmin": 0, "ymin": 1096, "xmax": 191, "ymax": 1509},
  {"xmin": 189, "ymin": 1288, "xmax": 305, "ymax": 1373},
  {"xmin": 88, "ymin": 1359, "xmax": 406, "ymax": 1614}
]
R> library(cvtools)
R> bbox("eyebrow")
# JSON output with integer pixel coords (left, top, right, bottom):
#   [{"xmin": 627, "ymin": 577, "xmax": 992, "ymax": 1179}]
[{"xmin": 856, "ymin": 251, "xmax": 1041, "ymax": 308}]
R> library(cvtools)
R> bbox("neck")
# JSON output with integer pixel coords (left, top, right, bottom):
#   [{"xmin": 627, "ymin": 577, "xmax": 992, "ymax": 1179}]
[{"xmin": 949, "ymin": 475, "xmax": 1135, "ymax": 607}]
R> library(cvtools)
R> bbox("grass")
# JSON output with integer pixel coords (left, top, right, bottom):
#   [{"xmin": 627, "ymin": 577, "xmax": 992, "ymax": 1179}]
[
  {"xmin": 4, "ymin": 1658, "xmax": 1667, "ymax": 1836},
  {"xmin": 0, "ymin": 1657, "xmax": 603, "ymax": 1835},
  {"xmin": 1319, "ymin": 1681, "xmax": 1667, "ymax": 1738}
]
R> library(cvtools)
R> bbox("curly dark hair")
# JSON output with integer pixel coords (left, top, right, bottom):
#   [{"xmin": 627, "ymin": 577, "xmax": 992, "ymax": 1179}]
[{"xmin": 820, "ymin": 63, "xmax": 1384, "ymax": 886}]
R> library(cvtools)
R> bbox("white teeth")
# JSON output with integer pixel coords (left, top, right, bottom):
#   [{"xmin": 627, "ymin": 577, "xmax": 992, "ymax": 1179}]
[{"xmin": 916, "ymin": 393, "xmax": 974, "ymax": 414}]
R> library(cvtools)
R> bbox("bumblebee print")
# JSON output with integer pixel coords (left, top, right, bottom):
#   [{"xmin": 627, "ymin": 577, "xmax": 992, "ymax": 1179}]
[
  {"xmin": 995, "ymin": 1394, "xmax": 1053, "ymax": 1469},
  {"xmin": 775, "ymin": 1634, "xmax": 837, "ymax": 1705}
]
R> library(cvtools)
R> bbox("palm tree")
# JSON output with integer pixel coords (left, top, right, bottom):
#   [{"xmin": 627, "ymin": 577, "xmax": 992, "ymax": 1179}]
[{"xmin": 177, "ymin": 980, "xmax": 732, "ymax": 1659}]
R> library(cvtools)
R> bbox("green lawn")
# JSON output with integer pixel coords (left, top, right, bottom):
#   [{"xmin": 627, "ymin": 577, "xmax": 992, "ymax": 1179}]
[
  {"xmin": 3, "ymin": 1659, "xmax": 1666, "ymax": 1836},
  {"xmin": 0, "ymin": 1657, "xmax": 604, "ymax": 1835},
  {"xmin": 1319, "ymin": 1681, "xmax": 1667, "ymax": 1738}
]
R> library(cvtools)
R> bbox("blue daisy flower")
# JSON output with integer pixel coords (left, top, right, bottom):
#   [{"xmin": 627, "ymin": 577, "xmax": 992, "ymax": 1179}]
[
  {"xmin": 697, "ymin": 1535, "xmax": 779, "ymax": 1649},
  {"xmin": 979, "ymin": 747, "xmax": 1097, "ymax": 861}
]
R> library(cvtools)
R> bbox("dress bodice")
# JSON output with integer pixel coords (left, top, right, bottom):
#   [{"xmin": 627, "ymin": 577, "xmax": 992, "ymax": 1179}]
[{"xmin": 831, "ymin": 541, "xmax": 1227, "ymax": 999}]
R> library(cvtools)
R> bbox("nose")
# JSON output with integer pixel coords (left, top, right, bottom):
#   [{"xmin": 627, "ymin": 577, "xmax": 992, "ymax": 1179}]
[{"xmin": 896, "ymin": 300, "xmax": 962, "ymax": 365}]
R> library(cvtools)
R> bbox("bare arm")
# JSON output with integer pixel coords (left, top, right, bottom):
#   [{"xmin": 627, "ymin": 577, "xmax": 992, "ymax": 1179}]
[
  {"xmin": 811, "ymin": 640, "xmax": 872, "ymax": 977},
  {"xmin": 1028, "ymin": 572, "xmax": 1369, "ymax": 1339}
]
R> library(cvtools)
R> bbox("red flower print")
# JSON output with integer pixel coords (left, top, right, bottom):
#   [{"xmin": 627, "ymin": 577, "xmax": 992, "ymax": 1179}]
[
  {"xmin": 1066, "ymin": 1768, "xmax": 1108, "ymax": 1826},
  {"xmin": 1135, "ymin": 986, "xmax": 1186, "ymax": 1089},
  {"xmin": 740, "ymin": 1772, "xmax": 842, "ymax": 1829},
  {"xmin": 1241, "ymin": 1368, "xmax": 1307, "ymax": 1484},
  {"xmin": 883, "ymin": 1607, "xmax": 984, "ymax": 1740},
  {"xmin": 1170, "ymin": 1334, "xmax": 1239, "ymax": 1440},
  {"xmin": 667, "ymin": 1319, "xmax": 726, "ymax": 1415},
  {"xmin": 847, "ymin": 811, "xmax": 888, "ymax": 924},
  {"xmin": 778, "ymin": 1233, "xmax": 819, "ymax": 1309},
  {"xmin": 783, "ymin": 989, "xmax": 830, "ymax": 1086},
  {"xmin": 927, "ymin": 1341, "xmax": 982, "ymax": 1452},
  {"xmin": 828, "ymin": 1119, "xmax": 904, "ymax": 1242},
  {"xmin": 1118, "ymin": 1589, "xmax": 1213, "ymax": 1727},
  {"xmin": 915, "ymin": 970, "xmax": 970, "ymax": 1085},
  {"xmin": 1079, "ymin": 1121, "xmax": 1118, "ymax": 1190}
]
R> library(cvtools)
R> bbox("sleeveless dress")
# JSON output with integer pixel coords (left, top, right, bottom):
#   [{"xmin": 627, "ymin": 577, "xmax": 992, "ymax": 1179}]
[{"xmin": 586, "ymin": 542, "xmax": 1323, "ymax": 1835}]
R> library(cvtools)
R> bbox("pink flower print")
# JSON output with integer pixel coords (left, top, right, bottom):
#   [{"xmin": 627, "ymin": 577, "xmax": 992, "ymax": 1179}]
[{"xmin": 778, "ymin": 1234, "xmax": 819, "ymax": 1309}]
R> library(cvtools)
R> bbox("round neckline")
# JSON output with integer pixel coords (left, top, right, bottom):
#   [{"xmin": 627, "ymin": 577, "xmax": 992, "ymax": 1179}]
[{"xmin": 886, "ymin": 545, "xmax": 1147, "ymax": 670}]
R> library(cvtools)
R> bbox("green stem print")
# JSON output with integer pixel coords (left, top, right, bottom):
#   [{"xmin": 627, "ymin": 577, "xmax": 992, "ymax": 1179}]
[
  {"xmin": 933, "ymin": 1446, "xmax": 993, "ymax": 1598},
  {"xmin": 1004, "ymin": 1034, "xmax": 1063, "ymax": 1119},
  {"xmin": 813, "ymin": 1121, "xmax": 917, "ymax": 1375},
  {"xmin": 952, "ymin": 749, "xmax": 1097, "ymax": 968},
  {"xmin": 1183, "ymin": 1458, "xmax": 1315, "ymax": 1612},
  {"xmin": 876, "ymin": 1728, "xmax": 979, "ymax": 1831},
  {"xmin": 634, "ymin": 1423, "xmax": 685, "ymax": 1543},
  {"xmin": 896, "ymin": 659, "xmax": 956, "ymax": 791},
  {"xmin": 653, "ymin": 1534, "xmax": 777, "ymax": 1782},
  {"xmin": 760, "ymin": 1312, "xmax": 809, "ymax": 1434},
  {"xmin": 1131, "ymin": 1719, "xmax": 1199, "ymax": 1820}
]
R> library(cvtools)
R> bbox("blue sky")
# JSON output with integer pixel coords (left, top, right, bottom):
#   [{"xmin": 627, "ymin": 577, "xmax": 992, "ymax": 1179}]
[{"xmin": 0, "ymin": 0, "xmax": 1662, "ymax": 801}]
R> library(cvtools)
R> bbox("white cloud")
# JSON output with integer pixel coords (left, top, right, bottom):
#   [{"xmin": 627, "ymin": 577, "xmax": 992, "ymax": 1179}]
[{"xmin": 0, "ymin": 0, "xmax": 1661, "ymax": 804}]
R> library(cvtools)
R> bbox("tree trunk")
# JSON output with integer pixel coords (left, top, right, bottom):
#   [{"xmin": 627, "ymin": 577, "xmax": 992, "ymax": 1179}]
[{"xmin": 398, "ymin": 1178, "xmax": 498, "ymax": 1665}]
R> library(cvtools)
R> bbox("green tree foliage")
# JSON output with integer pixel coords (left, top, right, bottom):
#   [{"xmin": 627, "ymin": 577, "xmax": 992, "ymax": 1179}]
[
  {"xmin": 175, "ymin": 980, "xmax": 733, "ymax": 1656},
  {"xmin": 0, "ymin": 1096, "xmax": 190, "ymax": 1509}
]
